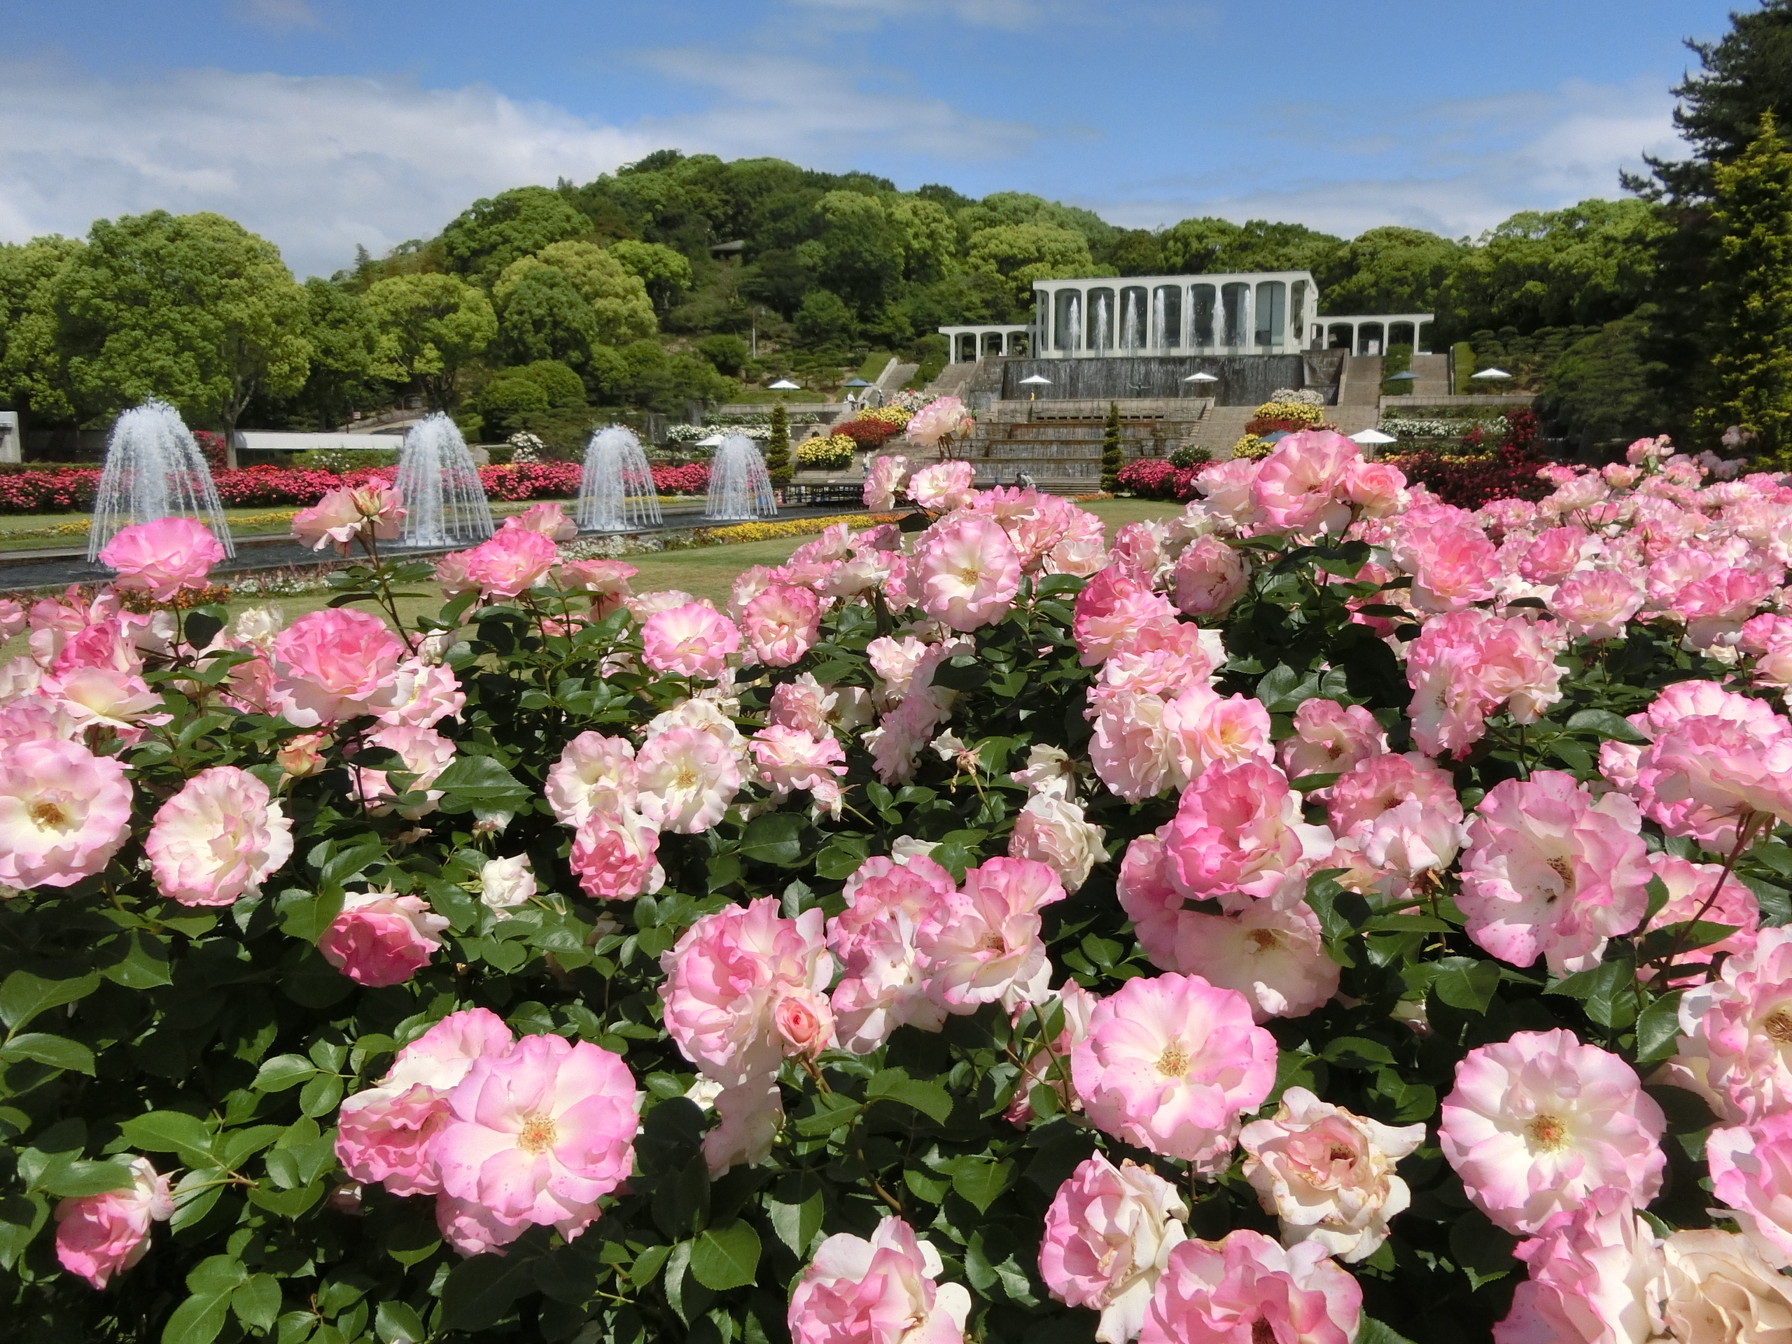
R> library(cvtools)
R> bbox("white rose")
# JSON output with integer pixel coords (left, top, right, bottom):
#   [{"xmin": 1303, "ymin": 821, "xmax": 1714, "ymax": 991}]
[
  {"xmin": 1009, "ymin": 794, "xmax": 1106, "ymax": 892},
  {"xmin": 1657, "ymin": 1229, "xmax": 1792, "ymax": 1343},
  {"xmin": 1239, "ymin": 1086, "xmax": 1425, "ymax": 1263},
  {"xmin": 479, "ymin": 855, "xmax": 537, "ymax": 916}
]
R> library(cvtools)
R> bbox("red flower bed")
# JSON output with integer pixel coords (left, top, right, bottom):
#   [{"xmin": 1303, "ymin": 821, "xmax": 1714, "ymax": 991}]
[
  {"xmin": 836, "ymin": 419, "xmax": 902, "ymax": 449},
  {"xmin": 1386, "ymin": 410, "xmax": 1550, "ymax": 510},
  {"xmin": 652, "ymin": 463, "xmax": 710, "ymax": 495},
  {"xmin": 478, "ymin": 462, "xmax": 582, "ymax": 501},
  {"xmin": 0, "ymin": 469, "xmax": 103, "ymax": 512},
  {"xmin": 1116, "ymin": 458, "xmax": 1200, "ymax": 501}
]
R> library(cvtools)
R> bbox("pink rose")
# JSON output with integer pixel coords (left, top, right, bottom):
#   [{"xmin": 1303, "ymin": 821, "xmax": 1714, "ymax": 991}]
[
  {"xmin": 269, "ymin": 608, "xmax": 408, "ymax": 727},
  {"xmin": 1250, "ymin": 430, "xmax": 1358, "ymax": 537},
  {"xmin": 54, "ymin": 1156, "xmax": 174, "ymax": 1288},
  {"xmin": 1168, "ymin": 887, "xmax": 1340, "ymax": 1022},
  {"xmin": 545, "ymin": 730, "xmax": 638, "ymax": 829},
  {"xmin": 1551, "ymin": 569, "xmax": 1643, "ymax": 641},
  {"xmin": 904, "ymin": 395, "xmax": 973, "ymax": 449},
  {"xmin": 1009, "ymin": 794, "xmax": 1105, "ymax": 892},
  {"xmin": 1343, "ymin": 457, "xmax": 1408, "ymax": 516},
  {"xmin": 1162, "ymin": 684, "xmax": 1274, "ymax": 785},
  {"xmin": 750, "ymin": 725, "xmax": 846, "ymax": 816},
  {"xmin": 917, "ymin": 856, "xmax": 1066, "ymax": 1012},
  {"xmin": 1709, "ymin": 1114, "xmax": 1792, "ymax": 1268},
  {"xmin": 293, "ymin": 483, "xmax": 404, "ymax": 553},
  {"xmin": 1639, "ymin": 849, "xmax": 1757, "ymax": 984},
  {"xmin": 0, "ymin": 737, "xmax": 133, "ymax": 889},
  {"xmin": 1495, "ymin": 1187, "xmax": 1661, "ymax": 1344},
  {"xmin": 1278, "ymin": 700, "xmax": 1387, "ymax": 789},
  {"xmin": 145, "ymin": 765, "xmax": 293, "ymax": 906},
  {"xmin": 1141, "ymin": 1229, "xmax": 1362, "ymax": 1344},
  {"xmin": 1040, "ymin": 1153, "xmax": 1189, "ymax": 1344},
  {"xmin": 1160, "ymin": 761, "xmax": 1332, "ymax": 909},
  {"xmin": 788, "ymin": 1216, "xmax": 971, "ymax": 1344},
  {"xmin": 1676, "ymin": 927, "xmax": 1792, "ymax": 1123},
  {"xmin": 1171, "ymin": 534, "xmax": 1249, "ymax": 617},
  {"xmin": 456, "ymin": 526, "xmax": 558, "ymax": 600},
  {"xmin": 568, "ymin": 805, "xmax": 663, "ymax": 900},
  {"xmin": 908, "ymin": 459, "xmax": 976, "ymax": 512},
  {"xmin": 829, "ymin": 854, "xmax": 956, "ymax": 1052},
  {"xmin": 641, "ymin": 601, "xmax": 740, "ymax": 680},
  {"xmin": 635, "ymin": 725, "xmax": 741, "ymax": 833},
  {"xmin": 1240, "ymin": 1087, "xmax": 1425, "ymax": 1262},
  {"xmin": 501, "ymin": 501, "xmax": 576, "ymax": 540},
  {"xmin": 98, "ymin": 517, "xmax": 225, "ymax": 601},
  {"xmin": 742, "ymin": 584, "xmax": 822, "ymax": 667},
  {"xmin": 1071, "ymin": 972, "xmax": 1276, "ymax": 1170},
  {"xmin": 1457, "ymin": 770, "xmax": 1652, "ymax": 975},
  {"xmin": 660, "ymin": 897, "xmax": 834, "ymax": 1088},
  {"xmin": 1440, "ymin": 1028, "xmax": 1665, "ymax": 1235},
  {"xmin": 319, "ymin": 889, "xmax": 451, "ymax": 987},
  {"xmin": 432, "ymin": 1032, "xmax": 640, "ymax": 1249},
  {"xmin": 701, "ymin": 1080, "xmax": 784, "ymax": 1177},
  {"xmin": 863, "ymin": 454, "xmax": 910, "ymax": 511},
  {"xmin": 914, "ymin": 513, "xmax": 1021, "ymax": 632},
  {"xmin": 347, "ymin": 723, "xmax": 455, "ymax": 818}
]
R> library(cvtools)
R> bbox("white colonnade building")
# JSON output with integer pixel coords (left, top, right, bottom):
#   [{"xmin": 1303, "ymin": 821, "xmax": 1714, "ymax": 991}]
[{"xmin": 941, "ymin": 271, "xmax": 1434, "ymax": 363}]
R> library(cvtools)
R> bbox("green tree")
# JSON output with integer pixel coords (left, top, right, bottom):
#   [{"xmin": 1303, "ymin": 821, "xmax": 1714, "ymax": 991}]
[
  {"xmin": 607, "ymin": 240, "xmax": 693, "ymax": 313},
  {"xmin": 496, "ymin": 267, "xmax": 602, "ymax": 368},
  {"xmin": 282, "ymin": 277, "xmax": 378, "ymax": 430},
  {"xmin": 1160, "ymin": 217, "xmax": 1343, "ymax": 276},
  {"xmin": 1540, "ymin": 313, "xmax": 1673, "ymax": 453},
  {"xmin": 0, "ymin": 235, "xmax": 83, "ymax": 422},
  {"xmin": 441, "ymin": 186, "xmax": 591, "ymax": 286},
  {"xmin": 696, "ymin": 333, "xmax": 750, "ymax": 376},
  {"xmin": 362, "ymin": 271, "xmax": 496, "ymax": 410},
  {"xmin": 495, "ymin": 242, "xmax": 657, "ymax": 346},
  {"xmin": 1439, "ymin": 200, "xmax": 1666, "ymax": 337},
  {"xmin": 1692, "ymin": 114, "xmax": 1792, "ymax": 455},
  {"xmin": 794, "ymin": 289, "xmax": 855, "ymax": 348},
  {"xmin": 52, "ymin": 210, "xmax": 311, "ymax": 463},
  {"xmin": 1321, "ymin": 227, "xmax": 1464, "ymax": 316},
  {"xmin": 764, "ymin": 401, "xmax": 791, "ymax": 486},
  {"xmin": 964, "ymin": 222, "xmax": 1099, "ymax": 315},
  {"xmin": 473, "ymin": 359, "xmax": 587, "ymax": 439},
  {"xmin": 804, "ymin": 190, "xmax": 905, "ymax": 314},
  {"xmin": 1101, "ymin": 400, "xmax": 1124, "ymax": 491}
]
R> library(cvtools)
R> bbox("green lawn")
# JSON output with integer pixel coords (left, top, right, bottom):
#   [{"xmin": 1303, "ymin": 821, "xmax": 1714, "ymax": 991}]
[{"xmin": 224, "ymin": 498, "xmax": 1184, "ymax": 619}]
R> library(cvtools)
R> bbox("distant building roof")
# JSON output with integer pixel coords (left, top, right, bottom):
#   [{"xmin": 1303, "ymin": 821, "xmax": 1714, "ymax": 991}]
[{"xmin": 709, "ymin": 240, "xmax": 746, "ymax": 256}]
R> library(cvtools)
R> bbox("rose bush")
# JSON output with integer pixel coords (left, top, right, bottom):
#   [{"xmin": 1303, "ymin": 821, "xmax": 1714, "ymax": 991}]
[{"xmin": 8, "ymin": 428, "xmax": 1792, "ymax": 1342}]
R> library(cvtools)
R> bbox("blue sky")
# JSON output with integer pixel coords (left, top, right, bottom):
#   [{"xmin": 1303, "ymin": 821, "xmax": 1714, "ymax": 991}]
[{"xmin": 0, "ymin": 0, "xmax": 1744, "ymax": 277}]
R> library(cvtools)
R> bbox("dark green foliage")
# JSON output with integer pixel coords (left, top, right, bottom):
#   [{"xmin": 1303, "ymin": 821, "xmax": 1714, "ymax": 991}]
[
  {"xmin": 441, "ymin": 186, "xmax": 592, "ymax": 286},
  {"xmin": 1540, "ymin": 314, "xmax": 1674, "ymax": 454},
  {"xmin": 1100, "ymin": 400, "xmax": 1123, "ymax": 491},
  {"xmin": 1691, "ymin": 113, "xmax": 1792, "ymax": 457},
  {"xmin": 764, "ymin": 401, "xmax": 791, "ymax": 486},
  {"xmin": 695, "ymin": 334, "xmax": 750, "ymax": 377}
]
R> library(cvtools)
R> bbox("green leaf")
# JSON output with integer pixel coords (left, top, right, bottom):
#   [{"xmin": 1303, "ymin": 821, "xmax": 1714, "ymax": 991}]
[
  {"xmin": 1429, "ymin": 957, "xmax": 1501, "ymax": 1014},
  {"xmin": 1565, "ymin": 708, "xmax": 1646, "ymax": 743},
  {"xmin": 948, "ymin": 1156, "xmax": 1013, "ymax": 1213},
  {"xmin": 1635, "ymin": 991, "xmax": 1685, "ymax": 1067},
  {"xmin": 865, "ymin": 1069, "xmax": 952, "ymax": 1124},
  {"xmin": 163, "ymin": 1256, "xmax": 248, "ymax": 1344},
  {"xmin": 689, "ymin": 1220, "xmax": 761, "ymax": 1292},
  {"xmin": 375, "ymin": 1301, "xmax": 426, "ymax": 1344},
  {"xmin": 1356, "ymin": 1319, "xmax": 1421, "ymax": 1344},
  {"xmin": 32, "ymin": 1156, "xmax": 137, "ymax": 1198},
  {"xmin": 766, "ymin": 1173, "xmax": 824, "ymax": 1257},
  {"xmin": 1, "ymin": 1032, "xmax": 95, "ymax": 1075},
  {"xmin": 432, "ymin": 755, "xmax": 531, "ymax": 815},
  {"xmin": 233, "ymin": 1274, "xmax": 282, "ymax": 1333},
  {"xmin": 120, "ymin": 1110, "xmax": 217, "ymax": 1167},
  {"xmin": 252, "ymin": 1054, "xmax": 318, "ymax": 1093},
  {"xmin": 1547, "ymin": 955, "xmax": 1639, "ymax": 1030},
  {"xmin": 739, "ymin": 812, "xmax": 806, "ymax": 867},
  {"xmin": 440, "ymin": 1252, "xmax": 536, "ymax": 1332},
  {"xmin": 0, "ymin": 969, "xmax": 99, "ymax": 1032}
]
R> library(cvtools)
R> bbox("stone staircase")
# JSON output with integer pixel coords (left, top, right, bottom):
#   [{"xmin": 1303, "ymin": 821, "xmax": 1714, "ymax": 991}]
[
  {"xmin": 962, "ymin": 399, "xmax": 1210, "ymax": 492},
  {"xmin": 1337, "ymin": 354, "xmax": 1384, "ymax": 406}
]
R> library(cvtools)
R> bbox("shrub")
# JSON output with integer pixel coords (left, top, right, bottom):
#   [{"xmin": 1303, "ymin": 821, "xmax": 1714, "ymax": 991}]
[
  {"xmin": 764, "ymin": 403, "xmax": 791, "ymax": 487},
  {"xmin": 1386, "ymin": 408, "xmax": 1549, "ymax": 508},
  {"xmin": 1244, "ymin": 400, "xmax": 1325, "ymax": 436},
  {"xmin": 651, "ymin": 462, "xmax": 710, "ymax": 494},
  {"xmin": 1232, "ymin": 433, "xmax": 1273, "ymax": 460},
  {"xmin": 1100, "ymin": 401, "xmax": 1124, "ymax": 492},
  {"xmin": 1168, "ymin": 444, "xmax": 1211, "ymax": 469},
  {"xmin": 11, "ymin": 428, "xmax": 1787, "ymax": 1344}
]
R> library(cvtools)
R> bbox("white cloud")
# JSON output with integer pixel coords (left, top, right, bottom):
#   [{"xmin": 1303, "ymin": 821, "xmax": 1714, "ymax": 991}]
[
  {"xmin": 232, "ymin": 0, "xmax": 322, "ymax": 33},
  {"xmin": 778, "ymin": 0, "xmax": 1049, "ymax": 30},
  {"xmin": 0, "ymin": 58, "xmax": 654, "ymax": 277},
  {"xmin": 638, "ymin": 49, "xmax": 1040, "ymax": 163},
  {"xmin": 1092, "ymin": 79, "xmax": 1688, "ymax": 240},
  {"xmin": 0, "ymin": 53, "xmax": 1036, "ymax": 279}
]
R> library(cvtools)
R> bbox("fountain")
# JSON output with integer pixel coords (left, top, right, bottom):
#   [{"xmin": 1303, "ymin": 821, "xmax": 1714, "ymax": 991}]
[
  {"xmin": 576, "ymin": 425, "xmax": 662, "ymax": 532},
  {"xmin": 1066, "ymin": 294, "xmax": 1082, "ymax": 352},
  {"xmin": 703, "ymin": 434, "xmax": 777, "ymax": 521},
  {"xmin": 88, "ymin": 400, "xmax": 235, "ymax": 562},
  {"xmin": 395, "ymin": 413, "xmax": 494, "ymax": 547},
  {"xmin": 1150, "ymin": 289, "xmax": 1166, "ymax": 349},
  {"xmin": 1120, "ymin": 291, "xmax": 1141, "ymax": 352},
  {"xmin": 1092, "ymin": 294, "xmax": 1111, "ymax": 354}
]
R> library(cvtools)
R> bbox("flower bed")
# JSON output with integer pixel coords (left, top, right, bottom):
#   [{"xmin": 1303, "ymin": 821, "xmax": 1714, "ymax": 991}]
[
  {"xmin": 12, "ymin": 434, "xmax": 1792, "ymax": 1343},
  {"xmin": 796, "ymin": 435, "xmax": 855, "ymax": 469}
]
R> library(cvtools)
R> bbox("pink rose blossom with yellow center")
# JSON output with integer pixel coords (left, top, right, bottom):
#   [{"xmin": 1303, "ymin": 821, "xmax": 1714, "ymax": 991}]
[
  {"xmin": 914, "ymin": 513, "xmax": 1022, "ymax": 632},
  {"xmin": 1040, "ymin": 1153, "xmax": 1189, "ymax": 1344},
  {"xmin": 319, "ymin": 890, "xmax": 450, "ymax": 988},
  {"xmin": 0, "ymin": 737, "xmax": 133, "ymax": 889},
  {"xmin": 98, "ymin": 516, "xmax": 225, "ymax": 601},
  {"xmin": 1439, "ymin": 1028, "xmax": 1665, "ymax": 1235},
  {"xmin": 145, "ymin": 765, "xmax": 293, "ymax": 906},
  {"xmin": 641, "ymin": 601, "xmax": 741, "ymax": 680},
  {"xmin": 1072, "ymin": 972, "xmax": 1276, "ymax": 1170}
]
